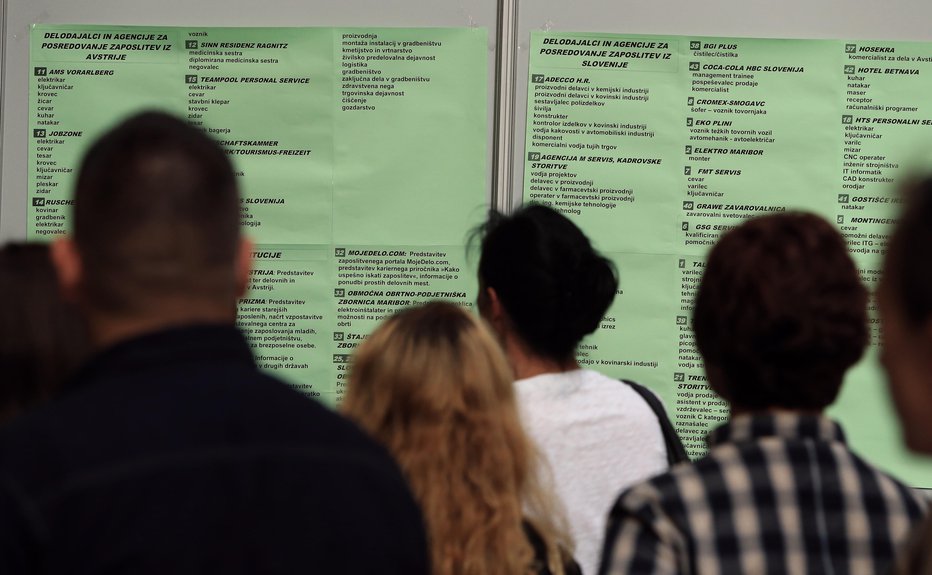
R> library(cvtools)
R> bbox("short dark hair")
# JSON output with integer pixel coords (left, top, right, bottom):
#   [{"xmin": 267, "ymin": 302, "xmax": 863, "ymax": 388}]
[
  {"xmin": 475, "ymin": 204, "xmax": 618, "ymax": 361},
  {"xmin": 0, "ymin": 243, "xmax": 88, "ymax": 421},
  {"xmin": 885, "ymin": 176, "xmax": 932, "ymax": 327},
  {"xmin": 693, "ymin": 212, "xmax": 868, "ymax": 411},
  {"xmin": 73, "ymin": 111, "xmax": 239, "ymax": 313}
]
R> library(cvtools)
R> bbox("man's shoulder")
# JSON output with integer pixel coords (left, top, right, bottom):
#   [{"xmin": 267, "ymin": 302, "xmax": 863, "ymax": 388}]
[
  {"xmin": 842, "ymin": 446, "xmax": 928, "ymax": 514},
  {"xmin": 0, "ymin": 365, "xmax": 364, "ymax": 443},
  {"xmin": 612, "ymin": 442, "xmax": 760, "ymax": 524},
  {"xmin": 613, "ymin": 436, "xmax": 928, "ymax": 531},
  {"xmin": 0, "ymin": 369, "xmax": 429, "ymax": 575},
  {"xmin": 612, "ymin": 456, "xmax": 705, "ymax": 518},
  {"xmin": 0, "ymin": 367, "xmax": 398, "ymax": 500}
]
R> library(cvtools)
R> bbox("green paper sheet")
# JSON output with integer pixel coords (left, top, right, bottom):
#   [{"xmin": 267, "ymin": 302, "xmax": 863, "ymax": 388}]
[
  {"xmin": 525, "ymin": 32, "xmax": 932, "ymax": 487},
  {"xmin": 28, "ymin": 25, "xmax": 488, "ymax": 409}
]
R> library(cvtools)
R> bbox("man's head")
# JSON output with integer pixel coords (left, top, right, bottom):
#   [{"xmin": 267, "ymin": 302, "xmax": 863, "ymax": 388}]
[
  {"xmin": 694, "ymin": 212, "xmax": 868, "ymax": 413},
  {"xmin": 878, "ymin": 177, "xmax": 932, "ymax": 453},
  {"xmin": 52, "ymin": 111, "xmax": 250, "ymax": 330}
]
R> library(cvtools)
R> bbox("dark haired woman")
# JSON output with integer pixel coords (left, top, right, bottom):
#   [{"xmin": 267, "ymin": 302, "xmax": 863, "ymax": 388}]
[
  {"xmin": 476, "ymin": 204, "xmax": 667, "ymax": 574},
  {"xmin": 0, "ymin": 242, "xmax": 89, "ymax": 423}
]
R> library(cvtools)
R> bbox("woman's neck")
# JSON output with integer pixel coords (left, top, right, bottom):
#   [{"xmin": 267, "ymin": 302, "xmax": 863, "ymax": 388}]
[{"xmin": 505, "ymin": 337, "xmax": 579, "ymax": 380}]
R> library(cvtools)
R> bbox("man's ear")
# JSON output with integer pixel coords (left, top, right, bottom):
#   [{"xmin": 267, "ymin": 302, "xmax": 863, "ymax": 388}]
[
  {"xmin": 49, "ymin": 236, "xmax": 83, "ymax": 303},
  {"xmin": 234, "ymin": 237, "xmax": 253, "ymax": 300}
]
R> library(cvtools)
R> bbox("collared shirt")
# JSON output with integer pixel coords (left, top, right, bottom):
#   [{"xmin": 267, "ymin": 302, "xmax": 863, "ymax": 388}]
[
  {"xmin": 0, "ymin": 325, "xmax": 429, "ymax": 574},
  {"xmin": 599, "ymin": 413, "xmax": 926, "ymax": 575}
]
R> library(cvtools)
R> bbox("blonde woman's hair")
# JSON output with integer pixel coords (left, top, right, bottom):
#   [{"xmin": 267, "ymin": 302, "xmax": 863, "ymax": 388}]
[{"xmin": 342, "ymin": 301, "xmax": 572, "ymax": 575}]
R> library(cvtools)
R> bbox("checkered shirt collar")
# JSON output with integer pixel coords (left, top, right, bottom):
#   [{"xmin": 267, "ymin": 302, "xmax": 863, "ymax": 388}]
[{"xmin": 707, "ymin": 412, "xmax": 847, "ymax": 448}]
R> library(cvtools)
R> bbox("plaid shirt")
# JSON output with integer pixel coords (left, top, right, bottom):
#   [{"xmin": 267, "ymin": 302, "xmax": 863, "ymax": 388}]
[
  {"xmin": 599, "ymin": 413, "xmax": 926, "ymax": 575},
  {"xmin": 892, "ymin": 514, "xmax": 932, "ymax": 575}
]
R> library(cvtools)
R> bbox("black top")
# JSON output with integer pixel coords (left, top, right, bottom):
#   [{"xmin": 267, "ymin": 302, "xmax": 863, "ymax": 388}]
[
  {"xmin": 524, "ymin": 521, "xmax": 582, "ymax": 575},
  {"xmin": 0, "ymin": 325, "xmax": 429, "ymax": 574}
]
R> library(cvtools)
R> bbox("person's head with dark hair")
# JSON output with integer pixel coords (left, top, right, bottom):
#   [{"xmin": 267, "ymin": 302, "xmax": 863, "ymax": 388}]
[
  {"xmin": 0, "ymin": 243, "xmax": 88, "ymax": 423},
  {"xmin": 878, "ymin": 176, "xmax": 932, "ymax": 453},
  {"xmin": 694, "ymin": 212, "xmax": 868, "ymax": 413},
  {"xmin": 475, "ymin": 204, "xmax": 618, "ymax": 377},
  {"xmin": 51, "ymin": 111, "xmax": 251, "ymax": 346}
]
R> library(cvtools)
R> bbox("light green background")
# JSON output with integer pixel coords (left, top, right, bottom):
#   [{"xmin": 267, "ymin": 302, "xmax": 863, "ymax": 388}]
[
  {"xmin": 28, "ymin": 24, "xmax": 488, "ymax": 408},
  {"xmin": 526, "ymin": 31, "xmax": 932, "ymax": 487}
]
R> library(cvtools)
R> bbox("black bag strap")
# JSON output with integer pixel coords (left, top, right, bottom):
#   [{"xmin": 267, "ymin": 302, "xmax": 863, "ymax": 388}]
[{"xmin": 621, "ymin": 379, "xmax": 690, "ymax": 467}]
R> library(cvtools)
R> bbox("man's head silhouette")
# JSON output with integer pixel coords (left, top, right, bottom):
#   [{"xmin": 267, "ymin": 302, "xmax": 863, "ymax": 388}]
[{"xmin": 52, "ymin": 111, "xmax": 252, "ymax": 345}]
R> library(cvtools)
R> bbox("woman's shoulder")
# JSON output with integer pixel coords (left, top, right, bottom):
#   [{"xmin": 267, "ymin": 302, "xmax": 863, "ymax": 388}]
[{"xmin": 516, "ymin": 369, "xmax": 663, "ymax": 422}]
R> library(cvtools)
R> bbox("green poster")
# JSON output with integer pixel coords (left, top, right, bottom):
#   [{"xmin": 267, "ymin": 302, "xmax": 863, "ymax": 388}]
[
  {"xmin": 526, "ymin": 31, "xmax": 932, "ymax": 487},
  {"xmin": 28, "ymin": 25, "xmax": 488, "ymax": 409},
  {"xmin": 238, "ymin": 246, "xmax": 333, "ymax": 402},
  {"xmin": 30, "ymin": 28, "xmax": 184, "ymax": 236},
  {"xmin": 332, "ymin": 28, "xmax": 488, "ymax": 246},
  {"xmin": 330, "ymin": 245, "xmax": 476, "ymax": 404}
]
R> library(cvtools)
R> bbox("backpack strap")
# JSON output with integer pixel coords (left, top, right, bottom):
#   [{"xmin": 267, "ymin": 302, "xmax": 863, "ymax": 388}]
[{"xmin": 621, "ymin": 379, "xmax": 690, "ymax": 467}]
